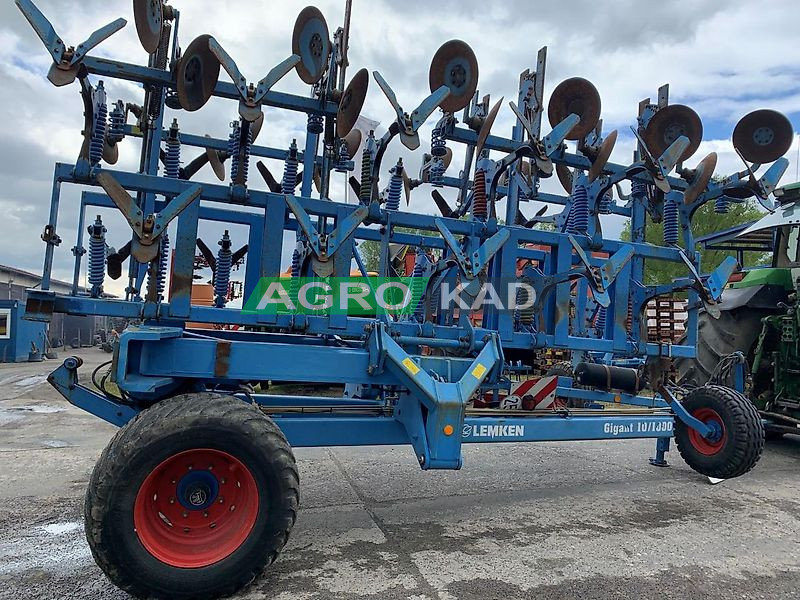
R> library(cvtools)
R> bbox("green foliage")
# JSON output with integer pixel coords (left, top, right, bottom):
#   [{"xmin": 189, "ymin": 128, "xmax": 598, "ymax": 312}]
[{"xmin": 621, "ymin": 199, "xmax": 769, "ymax": 285}]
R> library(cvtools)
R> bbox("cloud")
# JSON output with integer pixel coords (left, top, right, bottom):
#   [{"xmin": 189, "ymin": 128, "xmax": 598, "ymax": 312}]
[{"xmin": 0, "ymin": 0, "xmax": 798, "ymax": 298}]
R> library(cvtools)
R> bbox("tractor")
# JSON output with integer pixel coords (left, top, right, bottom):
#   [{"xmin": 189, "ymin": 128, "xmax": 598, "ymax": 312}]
[{"xmin": 677, "ymin": 182, "xmax": 800, "ymax": 437}]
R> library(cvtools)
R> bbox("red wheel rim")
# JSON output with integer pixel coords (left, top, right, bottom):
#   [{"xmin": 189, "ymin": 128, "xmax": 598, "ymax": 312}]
[
  {"xmin": 687, "ymin": 408, "xmax": 727, "ymax": 456},
  {"xmin": 134, "ymin": 449, "xmax": 259, "ymax": 568}
]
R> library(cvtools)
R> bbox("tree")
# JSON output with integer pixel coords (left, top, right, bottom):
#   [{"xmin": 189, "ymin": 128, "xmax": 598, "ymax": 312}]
[{"xmin": 621, "ymin": 199, "xmax": 770, "ymax": 285}]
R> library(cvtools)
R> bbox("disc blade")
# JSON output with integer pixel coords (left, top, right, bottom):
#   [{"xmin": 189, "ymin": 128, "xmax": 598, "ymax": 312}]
[
  {"xmin": 337, "ymin": 68, "xmax": 368, "ymax": 138},
  {"xmin": 292, "ymin": 6, "xmax": 330, "ymax": 85},
  {"xmin": 556, "ymin": 163, "xmax": 573, "ymax": 194},
  {"xmin": 548, "ymin": 77, "xmax": 601, "ymax": 141},
  {"xmin": 133, "ymin": 0, "xmax": 163, "ymax": 54},
  {"xmin": 429, "ymin": 39, "xmax": 479, "ymax": 113},
  {"xmin": 476, "ymin": 96, "xmax": 503, "ymax": 157},
  {"xmin": 102, "ymin": 137, "xmax": 119, "ymax": 165},
  {"xmin": 733, "ymin": 109, "xmax": 793, "ymax": 164},
  {"xmin": 176, "ymin": 34, "xmax": 221, "ymax": 112},
  {"xmin": 684, "ymin": 152, "xmax": 718, "ymax": 205},
  {"xmin": 588, "ymin": 129, "xmax": 617, "ymax": 182},
  {"xmin": 643, "ymin": 104, "xmax": 702, "ymax": 163},
  {"xmin": 344, "ymin": 128, "xmax": 362, "ymax": 158}
]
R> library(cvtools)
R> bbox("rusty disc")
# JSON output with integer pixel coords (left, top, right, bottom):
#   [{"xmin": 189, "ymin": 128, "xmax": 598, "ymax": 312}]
[
  {"xmin": 732, "ymin": 109, "xmax": 793, "ymax": 164},
  {"xmin": 588, "ymin": 129, "xmax": 617, "ymax": 182},
  {"xmin": 429, "ymin": 40, "xmax": 479, "ymax": 114},
  {"xmin": 176, "ymin": 35, "xmax": 220, "ymax": 112},
  {"xmin": 548, "ymin": 77, "xmax": 601, "ymax": 141},
  {"xmin": 683, "ymin": 152, "xmax": 718, "ymax": 205},
  {"xmin": 292, "ymin": 6, "xmax": 330, "ymax": 85},
  {"xmin": 133, "ymin": 0, "xmax": 163, "ymax": 54},
  {"xmin": 442, "ymin": 147, "xmax": 453, "ymax": 171},
  {"xmin": 103, "ymin": 137, "xmax": 119, "ymax": 165},
  {"xmin": 250, "ymin": 112, "xmax": 264, "ymax": 144},
  {"xmin": 336, "ymin": 68, "xmax": 368, "ymax": 138},
  {"xmin": 475, "ymin": 96, "xmax": 502, "ymax": 156},
  {"xmin": 343, "ymin": 128, "xmax": 362, "ymax": 158},
  {"xmin": 643, "ymin": 104, "xmax": 702, "ymax": 163},
  {"xmin": 556, "ymin": 163, "xmax": 573, "ymax": 194}
]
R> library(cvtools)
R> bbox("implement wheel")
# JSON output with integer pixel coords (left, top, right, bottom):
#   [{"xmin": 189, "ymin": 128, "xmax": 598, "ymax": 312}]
[
  {"xmin": 85, "ymin": 393, "xmax": 299, "ymax": 599},
  {"xmin": 674, "ymin": 385, "xmax": 764, "ymax": 479}
]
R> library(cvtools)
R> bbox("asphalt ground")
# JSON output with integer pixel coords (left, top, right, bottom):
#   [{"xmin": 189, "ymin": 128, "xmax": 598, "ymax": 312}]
[{"xmin": 1, "ymin": 350, "xmax": 799, "ymax": 599}]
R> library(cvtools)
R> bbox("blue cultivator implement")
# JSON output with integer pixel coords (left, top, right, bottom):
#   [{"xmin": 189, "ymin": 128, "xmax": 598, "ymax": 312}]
[{"xmin": 15, "ymin": 0, "xmax": 793, "ymax": 597}]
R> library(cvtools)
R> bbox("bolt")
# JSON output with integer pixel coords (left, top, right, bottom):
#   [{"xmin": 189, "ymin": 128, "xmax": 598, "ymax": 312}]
[
  {"xmin": 169, "ymin": 497, "xmax": 175, "ymax": 504},
  {"xmin": 182, "ymin": 511, "xmax": 188, "ymax": 518},
  {"xmin": 220, "ymin": 478, "xmax": 226, "ymax": 484},
  {"xmin": 218, "ymin": 497, "xmax": 224, "ymax": 504},
  {"xmin": 203, "ymin": 511, "xmax": 208, "ymax": 518}
]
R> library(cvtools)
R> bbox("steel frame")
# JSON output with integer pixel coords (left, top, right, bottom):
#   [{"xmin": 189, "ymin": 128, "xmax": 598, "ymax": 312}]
[{"xmin": 18, "ymin": 1, "xmax": 766, "ymax": 470}]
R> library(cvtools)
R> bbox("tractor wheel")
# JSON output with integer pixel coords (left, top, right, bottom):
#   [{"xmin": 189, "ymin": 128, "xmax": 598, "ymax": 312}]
[
  {"xmin": 85, "ymin": 393, "xmax": 299, "ymax": 600},
  {"xmin": 675, "ymin": 308, "xmax": 765, "ymax": 388},
  {"xmin": 546, "ymin": 362, "xmax": 581, "ymax": 408},
  {"xmin": 674, "ymin": 385, "xmax": 764, "ymax": 479}
]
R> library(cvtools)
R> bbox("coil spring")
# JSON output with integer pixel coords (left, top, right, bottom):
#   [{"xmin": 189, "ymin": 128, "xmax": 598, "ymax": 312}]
[
  {"xmin": 147, "ymin": 23, "xmax": 171, "ymax": 118},
  {"xmin": 385, "ymin": 161, "xmax": 403, "ymax": 211},
  {"xmin": 472, "ymin": 169, "xmax": 488, "ymax": 221},
  {"xmin": 715, "ymin": 196, "xmax": 731, "ymax": 214},
  {"xmin": 335, "ymin": 138, "xmax": 350, "ymax": 173},
  {"xmin": 214, "ymin": 232, "xmax": 233, "ymax": 307},
  {"xmin": 359, "ymin": 146, "xmax": 373, "ymax": 204},
  {"xmin": 87, "ymin": 216, "xmax": 106, "ymax": 296},
  {"xmin": 599, "ymin": 191, "xmax": 613, "ymax": 215},
  {"xmin": 157, "ymin": 233, "xmax": 169, "ymax": 299},
  {"xmin": 411, "ymin": 256, "xmax": 428, "ymax": 321},
  {"xmin": 595, "ymin": 305, "xmax": 607, "ymax": 333},
  {"xmin": 282, "ymin": 140, "xmax": 299, "ymax": 194},
  {"xmin": 307, "ymin": 113, "xmax": 324, "ymax": 134},
  {"xmin": 568, "ymin": 185, "xmax": 589, "ymax": 234},
  {"xmin": 228, "ymin": 122, "xmax": 240, "ymax": 181},
  {"xmin": 515, "ymin": 286, "xmax": 535, "ymax": 328},
  {"xmin": 430, "ymin": 122, "xmax": 447, "ymax": 186},
  {"xmin": 89, "ymin": 84, "xmax": 108, "ymax": 165},
  {"xmin": 108, "ymin": 102, "xmax": 125, "ymax": 144},
  {"xmin": 290, "ymin": 248, "xmax": 301, "ymax": 278},
  {"xmin": 239, "ymin": 127, "xmax": 252, "ymax": 184},
  {"xmin": 631, "ymin": 179, "xmax": 648, "ymax": 199},
  {"xmin": 663, "ymin": 198, "xmax": 679, "ymax": 244},
  {"xmin": 165, "ymin": 121, "xmax": 181, "ymax": 179}
]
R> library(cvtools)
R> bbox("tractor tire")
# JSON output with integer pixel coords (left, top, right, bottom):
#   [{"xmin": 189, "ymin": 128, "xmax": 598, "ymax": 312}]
[
  {"xmin": 85, "ymin": 393, "xmax": 299, "ymax": 600},
  {"xmin": 546, "ymin": 362, "xmax": 582, "ymax": 408},
  {"xmin": 674, "ymin": 385, "xmax": 764, "ymax": 479},
  {"xmin": 675, "ymin": 308, "xmax": 766, "ymax": 388}
]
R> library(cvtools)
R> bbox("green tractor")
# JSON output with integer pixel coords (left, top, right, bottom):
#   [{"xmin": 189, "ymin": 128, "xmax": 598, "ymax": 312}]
[{"xmin": 677, "ymin": 182, "xmax": 800, "ymax": 438}]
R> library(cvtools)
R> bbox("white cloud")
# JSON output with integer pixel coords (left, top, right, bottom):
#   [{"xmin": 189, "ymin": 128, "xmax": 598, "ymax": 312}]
[{"xmin": 0, "ymin": 0, "xmax": 797, "ymax": 294}]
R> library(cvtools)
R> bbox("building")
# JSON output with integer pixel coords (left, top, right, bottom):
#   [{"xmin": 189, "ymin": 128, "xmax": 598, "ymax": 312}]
[{"xmin": 0, "ymin": 264, "xmax": 114, "ymax": 356}]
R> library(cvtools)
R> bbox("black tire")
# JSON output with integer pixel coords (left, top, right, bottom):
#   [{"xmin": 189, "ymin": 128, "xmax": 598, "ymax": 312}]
[
  {"xmin": 674, "ymin": 385, "xmax": 764, "ymax": 479},
  {"xmin": 546, "ymin": 362, "xmax": 582, "ymax": 409},
  {"xmin": 675, "ymin": 308, "xmax": 765, "ymax": 388},
  {"xmin": 85, "ymin": 393, "xmax": 299, "ymax": 600}
]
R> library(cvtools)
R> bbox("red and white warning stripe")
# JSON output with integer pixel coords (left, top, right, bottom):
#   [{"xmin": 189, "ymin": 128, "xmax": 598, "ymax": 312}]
[{"xmin": 498, "ymin": 375, "xmax": 559, "ymax": 410}]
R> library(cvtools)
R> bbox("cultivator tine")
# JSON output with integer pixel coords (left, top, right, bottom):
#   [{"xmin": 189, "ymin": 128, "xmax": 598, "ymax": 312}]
[
  {"xmin": 256, "ymin": 55, "xmax": 302, "ymax": 102},
  {"xmin": 15, "ymin": 0, "xmax": 66, "ymax": 63},
  {"xmin": 256, "ymin": 161, "xmax": 282, "ymax": 193},
  {"xmin": 432, "ymin": 190, "xmax": 455, "ymax": 218},
  {"xmin": 73, "ymin": 18, "xmax": 128, "ymax": 64}
]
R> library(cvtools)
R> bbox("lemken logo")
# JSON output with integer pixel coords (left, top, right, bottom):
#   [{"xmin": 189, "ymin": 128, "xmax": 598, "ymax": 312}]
[{"xmin": 463, "ymin": 424, "xmax": 525, "ymax": 438}]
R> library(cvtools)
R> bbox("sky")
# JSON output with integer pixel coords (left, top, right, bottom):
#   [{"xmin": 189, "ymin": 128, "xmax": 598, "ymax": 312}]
[{"xmin": 1, "ymin": 0, "xmax": 799, "ymax": 298}]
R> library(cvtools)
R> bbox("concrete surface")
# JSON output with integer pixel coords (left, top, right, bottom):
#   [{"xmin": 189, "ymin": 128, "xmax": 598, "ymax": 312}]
[{"xmin": 1, "ymin": 351, "xmax": 799, "ymax": 600}]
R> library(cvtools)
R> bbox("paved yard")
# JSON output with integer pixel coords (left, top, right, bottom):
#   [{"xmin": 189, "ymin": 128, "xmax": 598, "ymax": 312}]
[{"xmin": 1, "ymin": 351, "xmax": 799, "ymax": 599}]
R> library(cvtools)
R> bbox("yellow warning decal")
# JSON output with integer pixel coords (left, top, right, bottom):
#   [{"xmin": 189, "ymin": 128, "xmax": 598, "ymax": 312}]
[
  {"xmin": 402, "ymin": 357, "xmax": 420, "ymax": 375},
  {"xmin": 472, "ymin": 363, "xmax": 487, "ymax": 379}
]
